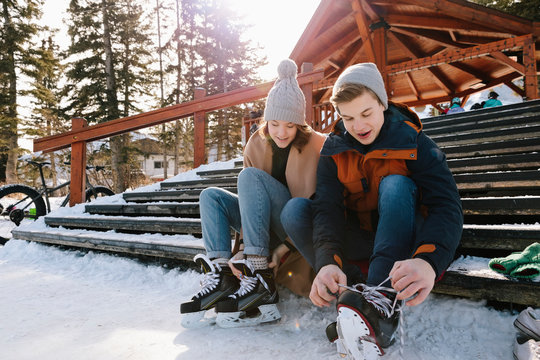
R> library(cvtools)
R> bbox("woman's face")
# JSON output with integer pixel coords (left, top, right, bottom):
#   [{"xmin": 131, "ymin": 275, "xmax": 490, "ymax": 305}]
[
  {"xmin": 338, "ymin": 92, "xmax": 385, "ymax": 146},
  {"xmin": 267, "ymin": 120, "xmax": 297, "ymax": 148}
]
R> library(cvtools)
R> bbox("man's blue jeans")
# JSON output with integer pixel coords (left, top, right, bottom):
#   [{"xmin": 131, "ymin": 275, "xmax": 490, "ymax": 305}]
[
  {"xmin": 199, "ymin": 167, "xmax": 298, "ymax": 259},
  {"xmin": 284, "ymin": 175, "xmax": 420, "ymax": 286}
]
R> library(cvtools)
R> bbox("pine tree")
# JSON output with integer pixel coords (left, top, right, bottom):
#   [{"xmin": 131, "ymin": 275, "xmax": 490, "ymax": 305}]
[
  {"xmin": 23, "ymin": 32, "xmax": 68, "ymax": 193},
  {"xmin": 0, "ymin": 0, "xmax": 43, "ymax": 184},
  {"xmin": 64, "ymin": 0, "xmax": 156, "ymax": 192}
]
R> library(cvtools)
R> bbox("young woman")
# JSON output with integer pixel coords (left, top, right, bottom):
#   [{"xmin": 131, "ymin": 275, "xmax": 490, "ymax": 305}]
[{"xmin": 180, "ymin": 59, "xmax": 326, "ymax": 328}]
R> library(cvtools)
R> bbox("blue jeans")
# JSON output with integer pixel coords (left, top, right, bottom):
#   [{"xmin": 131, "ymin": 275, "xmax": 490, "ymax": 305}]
[
  {"xmin": 287, "ymin": 175, "xmax": 419, "ymax": 286},
  {"xmin": 199, "ymin": 167, "xmax": 293, "ymax": 259}
]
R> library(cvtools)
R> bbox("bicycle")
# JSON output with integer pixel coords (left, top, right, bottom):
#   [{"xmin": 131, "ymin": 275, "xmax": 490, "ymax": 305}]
[{"xmin": 0, "ymin": 160, "xmax": 115, "ymax": 227}]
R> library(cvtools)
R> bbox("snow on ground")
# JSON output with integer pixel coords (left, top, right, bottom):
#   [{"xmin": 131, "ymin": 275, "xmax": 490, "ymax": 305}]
[{"xmin": 0, "ymin": 239, "xmax": 522, "ymax": 360}]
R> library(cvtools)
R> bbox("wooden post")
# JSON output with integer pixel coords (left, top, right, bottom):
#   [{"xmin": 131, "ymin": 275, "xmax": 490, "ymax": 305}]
[
  {"xmin": 301, "ymin": 62, "xmax": 314, "ymax": 127},
  {"xmin": 373, "ymin": 26, "xmax": 388, "ymax": 90},
  {"xmin": 193, "ymin": 87, "xmax": 206, "ymax": 168},
  {"xmin": 69, "ymin": 118, "xmax": 87, "ymax": 206},
  {"xmin": 523, "ymin": 37, "xmax": 538, "ymax": 100}
]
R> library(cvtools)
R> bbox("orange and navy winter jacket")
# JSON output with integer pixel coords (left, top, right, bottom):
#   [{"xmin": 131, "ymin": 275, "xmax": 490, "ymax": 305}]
[{"xmin": 312, "ymin": 103, "xmax": 463, "ymax": 278}]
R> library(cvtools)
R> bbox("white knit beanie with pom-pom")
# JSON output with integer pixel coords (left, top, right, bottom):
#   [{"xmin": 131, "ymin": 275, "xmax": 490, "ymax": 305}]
[{"xmin": 263, "ymin": 59, "xmax": 306, "ymax": 125}]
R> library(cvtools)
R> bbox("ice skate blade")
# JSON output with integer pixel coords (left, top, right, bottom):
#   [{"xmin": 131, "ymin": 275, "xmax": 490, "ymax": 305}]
[
  {"xmin": 181, "ymin": 310, "xmax": 216, "ymax": 329},
  {"xmin": 216, "ymin": 304, "xmax": 281, "ymax": 328},
  {"xmin": 337, "ymin": 306, "xmax": 383, "ymax": 360}
]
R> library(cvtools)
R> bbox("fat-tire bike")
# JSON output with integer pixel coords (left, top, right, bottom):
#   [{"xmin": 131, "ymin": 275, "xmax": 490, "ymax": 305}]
[{"xmin": 0, "ymin": 160, "xmax": 114, "ymax": 227}]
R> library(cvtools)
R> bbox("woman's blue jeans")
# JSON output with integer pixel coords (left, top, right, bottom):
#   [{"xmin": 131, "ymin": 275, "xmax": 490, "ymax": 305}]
[
  {"xmin": 199, "ymin": 167, "xmax": 295, "ymax": 259},
  {"xmin": 284, "ymin": 175, "xmax": 420, "ymax": 286}
]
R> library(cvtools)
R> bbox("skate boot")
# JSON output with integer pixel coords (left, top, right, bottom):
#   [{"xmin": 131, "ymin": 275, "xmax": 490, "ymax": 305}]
[
  {"xmin": 180, "ymin": 254, "xmax": 239, "ymax": 328},
  {"xmin": 215, "ymin": 259, "xmax": 280, "ymax": 328},
  {"xmin": 335, "ymin": 283, "xmax": 402, "ymax": 360}
]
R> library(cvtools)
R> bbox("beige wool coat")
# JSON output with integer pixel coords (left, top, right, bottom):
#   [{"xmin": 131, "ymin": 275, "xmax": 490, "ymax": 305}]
[
  {"xmin": 240, "ymin": 128, "xmax": 326, "ymax": 297},
  {"xmin": 243, "ymin": 129, "xmax": 327, "ymax": 199}
]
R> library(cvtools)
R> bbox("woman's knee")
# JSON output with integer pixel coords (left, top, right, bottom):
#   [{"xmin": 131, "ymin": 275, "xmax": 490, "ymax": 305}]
[{"xmin": 237, "ymin": 167, "xmax": 264, "ymax": 188}]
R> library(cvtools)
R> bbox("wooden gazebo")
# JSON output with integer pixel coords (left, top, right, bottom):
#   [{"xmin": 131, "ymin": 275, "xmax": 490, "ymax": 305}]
[{"xmin": 290, "ymin": 0, "xmax": 539, "ymax": 111}]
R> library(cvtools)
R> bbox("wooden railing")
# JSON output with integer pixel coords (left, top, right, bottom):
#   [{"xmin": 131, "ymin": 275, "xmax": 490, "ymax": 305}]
[
  {"xmin": 313, "ymin": 102, "xmax": 339, "ymax": 133},
  {"xmin": 33, "ymin": 64, "xmax": 324, "ymax": 206}
]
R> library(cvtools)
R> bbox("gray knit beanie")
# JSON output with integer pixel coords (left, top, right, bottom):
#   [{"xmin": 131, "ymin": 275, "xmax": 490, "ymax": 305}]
[
  {"xmin": 263, "ymin": 59, "xmax": 306, "ymax": 125},
  {"xmin": 332, "ymin": 63, "xmax": 388, "ymax": 110}
]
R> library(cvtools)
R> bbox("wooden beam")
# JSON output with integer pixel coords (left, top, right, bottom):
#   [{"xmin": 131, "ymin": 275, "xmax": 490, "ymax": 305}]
[
  {"xmin": 301, "ymin": 63, "xmax": 314, "ymax": 127},
  {"xmin": 386, "ymin": 35, "xmax": 532, "ymax": 75},
  {"xmin": 351, "ymin": 0, "xmax": 376, "ymax": 63},
  {"xmin": 504, "ymin": 81, "xmax": 525, "ymax": 97},
  {"xmin": 490, "ymin": 51, "xmax": 526, "ymax": 75},
  {"xmin": 69, "ymin": 118, "xmax": 87, "ymax": 206},
  {"xmin": 373, "ymin": 26, "xmax": 387, "ymax": 88},
  {"xmin": 393, "ymin": 0, "xmax": 533, "ymax": 35},
  {"xmin": 308, "ymin": 31, "xmax": 362, "ymax": 68},
  {"xmin": 403, "ymin": 72, "xmax": 522, "ymax": 107},
  {"xmin": 390, "ymin": 26, "xmax": 464, "ymax": 49},
  {"xmin": 387, "ymin": 31, "xmax": 453, "ymax": 94},
  {"xmin": 290, "ymin": 0, "xmax": 335, "ymax": 61},
  {"xmin": 522, "ymin": 36, "xmax": 538, "ymax": 100},
  {"xmin": 33, "ymin": 69, "xmax": 325, "ymax": 153},
  {"xmin": 385, "ymin": 14, "xmax": 502, "ymax": 34},
  {"xmin": 193, "ymin": 88, "xmax": 206, "ymax": 168},
  {"xmin": 405, "ymin": 72, "xmax": 420, "ymax": 100}
]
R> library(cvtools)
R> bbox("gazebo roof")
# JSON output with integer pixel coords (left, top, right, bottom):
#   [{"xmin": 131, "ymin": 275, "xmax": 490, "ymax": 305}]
[{"xmin": 290, "ymin": 0, "xmax": 539, "ymax": 107}]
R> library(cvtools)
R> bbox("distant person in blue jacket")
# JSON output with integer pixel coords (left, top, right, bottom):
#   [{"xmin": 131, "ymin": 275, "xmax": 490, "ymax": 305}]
[
  {"xmin": 446, "ymin": 97, "xmax": 465, "ymax": 114},
  {"xmin": 483, "ymin": 91, "xmax": 503, "ymax": 108}
]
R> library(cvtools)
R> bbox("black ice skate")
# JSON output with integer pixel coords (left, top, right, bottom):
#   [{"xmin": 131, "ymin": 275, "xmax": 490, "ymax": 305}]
[
  {"xmin": 180, "ymin": 254, "xmax": 239, "ymax": 328},
  {"xmin": 215, "ymin": 259, "xmax": 280, "ymax": 328},
  {"xmin": 335, "ymin": 283, "xmax": 402, "ymax": 360}
]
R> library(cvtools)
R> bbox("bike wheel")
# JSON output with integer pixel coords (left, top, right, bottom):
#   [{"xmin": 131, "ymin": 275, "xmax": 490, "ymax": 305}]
[
  {"xmin": 85, "ymin": 186, "xmax": 115, "ymax": 201},
  {"xmin": 0, "ymin": 184, "xmax": 47, "ymax": 226}
]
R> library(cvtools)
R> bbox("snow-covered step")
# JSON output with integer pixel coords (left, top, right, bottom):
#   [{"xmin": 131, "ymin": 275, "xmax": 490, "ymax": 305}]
[
  {"xmin": 122, "ymin": 187, "xmax": 236, "ymax": 202},
  {"xmin": 433, "ymin": 124, "xmax": 540, "ymax": 147},
  {"xmin": 424, "ymin": 112, "xmax": 539, "ymax": 136},
  {"xmin": 455, "ymin": 170, "xmax": 540, "ymax": 194},
  {"xmin": 462, "ymin": 196, "xmax": 540, "ymax": 216},
  {"xmin": 447, "ymin": 152, "xmax": 540, "ymax": 174},
  {"xmin": 195, "ymin": 167, "xmax": 242, "ymax": 178},
  {"xmin": 85, "ymin": 202, "xmax": 200, "ymax": 216},
  {"xmin": 422, "ymin": 98, "xmax": 540, "ymax": 127},
  {"xmin": 160, "ymin": 176, "xmax": 237, "ymax": 190},
  {"xmin": 434, "ymin": 255, "xmax": 540, "ymax": 307},
  {"xmin": 11, "ymin": 227, "xmax": 204, "ymax": 261},
  {"xmin": 460, "ymin": 225, "xmax": 540, "ymax": 252},
  {"xmin": 443, "ymin": 138, "xmax": 540, "ymax": 159},
  {"xmin": 44, "ymin": 215, "xmax": 202, "ymax": 235}
]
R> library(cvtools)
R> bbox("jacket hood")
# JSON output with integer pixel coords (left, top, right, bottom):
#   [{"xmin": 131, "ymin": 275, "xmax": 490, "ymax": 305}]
[{"xmin": 321, "ymin": 102, "xmax": 422, "ymax": 156}]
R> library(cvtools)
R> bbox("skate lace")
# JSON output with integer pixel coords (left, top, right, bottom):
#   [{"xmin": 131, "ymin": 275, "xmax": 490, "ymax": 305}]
[
  {"xmin": 230, "ymin": 273, "xmax": 269, "ymax": 299},
  {"xmin": 194, "ymin": 262, "xmax": 222, "ymax": 299},
  {"xmin": 339, "ymin": 276, "xmax": 406, "ymax": 359}
]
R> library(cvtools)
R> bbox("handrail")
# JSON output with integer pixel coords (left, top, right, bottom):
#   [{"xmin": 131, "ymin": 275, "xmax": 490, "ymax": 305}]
[
  {"xmin": 33, "ymin": 68, "xmax": 325, "ymax": 153},
  {"xmin": 33, "ymin": 65, "xmax": 324, "ymax": 205}
]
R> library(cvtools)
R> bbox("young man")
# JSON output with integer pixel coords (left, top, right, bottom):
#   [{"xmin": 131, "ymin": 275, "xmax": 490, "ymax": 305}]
[{"xmin": 294, "ymin": 63, "xmax": 463, "ymax": 358}]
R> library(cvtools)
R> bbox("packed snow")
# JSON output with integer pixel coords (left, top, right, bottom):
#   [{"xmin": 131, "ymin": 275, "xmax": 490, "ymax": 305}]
[{"xmin": 0, "ymin": 239, "xmax": 522, "ymax": 360}]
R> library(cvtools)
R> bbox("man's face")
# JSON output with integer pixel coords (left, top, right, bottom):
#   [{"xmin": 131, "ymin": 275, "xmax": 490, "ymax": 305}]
[{"xmin": 338, "ymin": 92, "xmax": 385, "ymax": 146}]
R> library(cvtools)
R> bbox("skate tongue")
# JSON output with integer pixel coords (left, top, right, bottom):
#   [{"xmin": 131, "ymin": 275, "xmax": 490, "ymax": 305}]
[
  {"xmin": 194, "ymin": 254, "xmax": 219, "ymax": 274},
  {"xmin": 230, "ymin": 259, "xmax": 255, "ymax": 277}
]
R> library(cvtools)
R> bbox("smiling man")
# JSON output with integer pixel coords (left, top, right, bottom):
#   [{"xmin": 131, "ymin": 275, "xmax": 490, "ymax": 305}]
[{"xmin": 289, "ymin": 63, "xmax": 463, "ymax": 358}]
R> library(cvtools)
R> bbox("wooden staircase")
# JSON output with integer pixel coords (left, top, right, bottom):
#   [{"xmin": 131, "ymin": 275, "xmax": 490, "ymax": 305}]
[{"xmin": 12, "ymin": 99, "xmax": 540, "ymax": 306}]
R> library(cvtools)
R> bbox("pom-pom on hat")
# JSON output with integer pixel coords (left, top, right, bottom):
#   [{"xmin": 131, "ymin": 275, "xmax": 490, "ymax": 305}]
[
  {"xmin": 332, "ymin": 62, "xmax": 388, "ymax": 110},
  {"xmin": 263, "ymin": 59, "xmax": 306, "ymax": 125}
]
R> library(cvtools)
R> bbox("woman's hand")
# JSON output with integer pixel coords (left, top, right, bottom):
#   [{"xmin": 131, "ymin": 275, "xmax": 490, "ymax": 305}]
[{"xmin": 269, "ymin": 243, "xmax": 290, "ymax": 269}]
